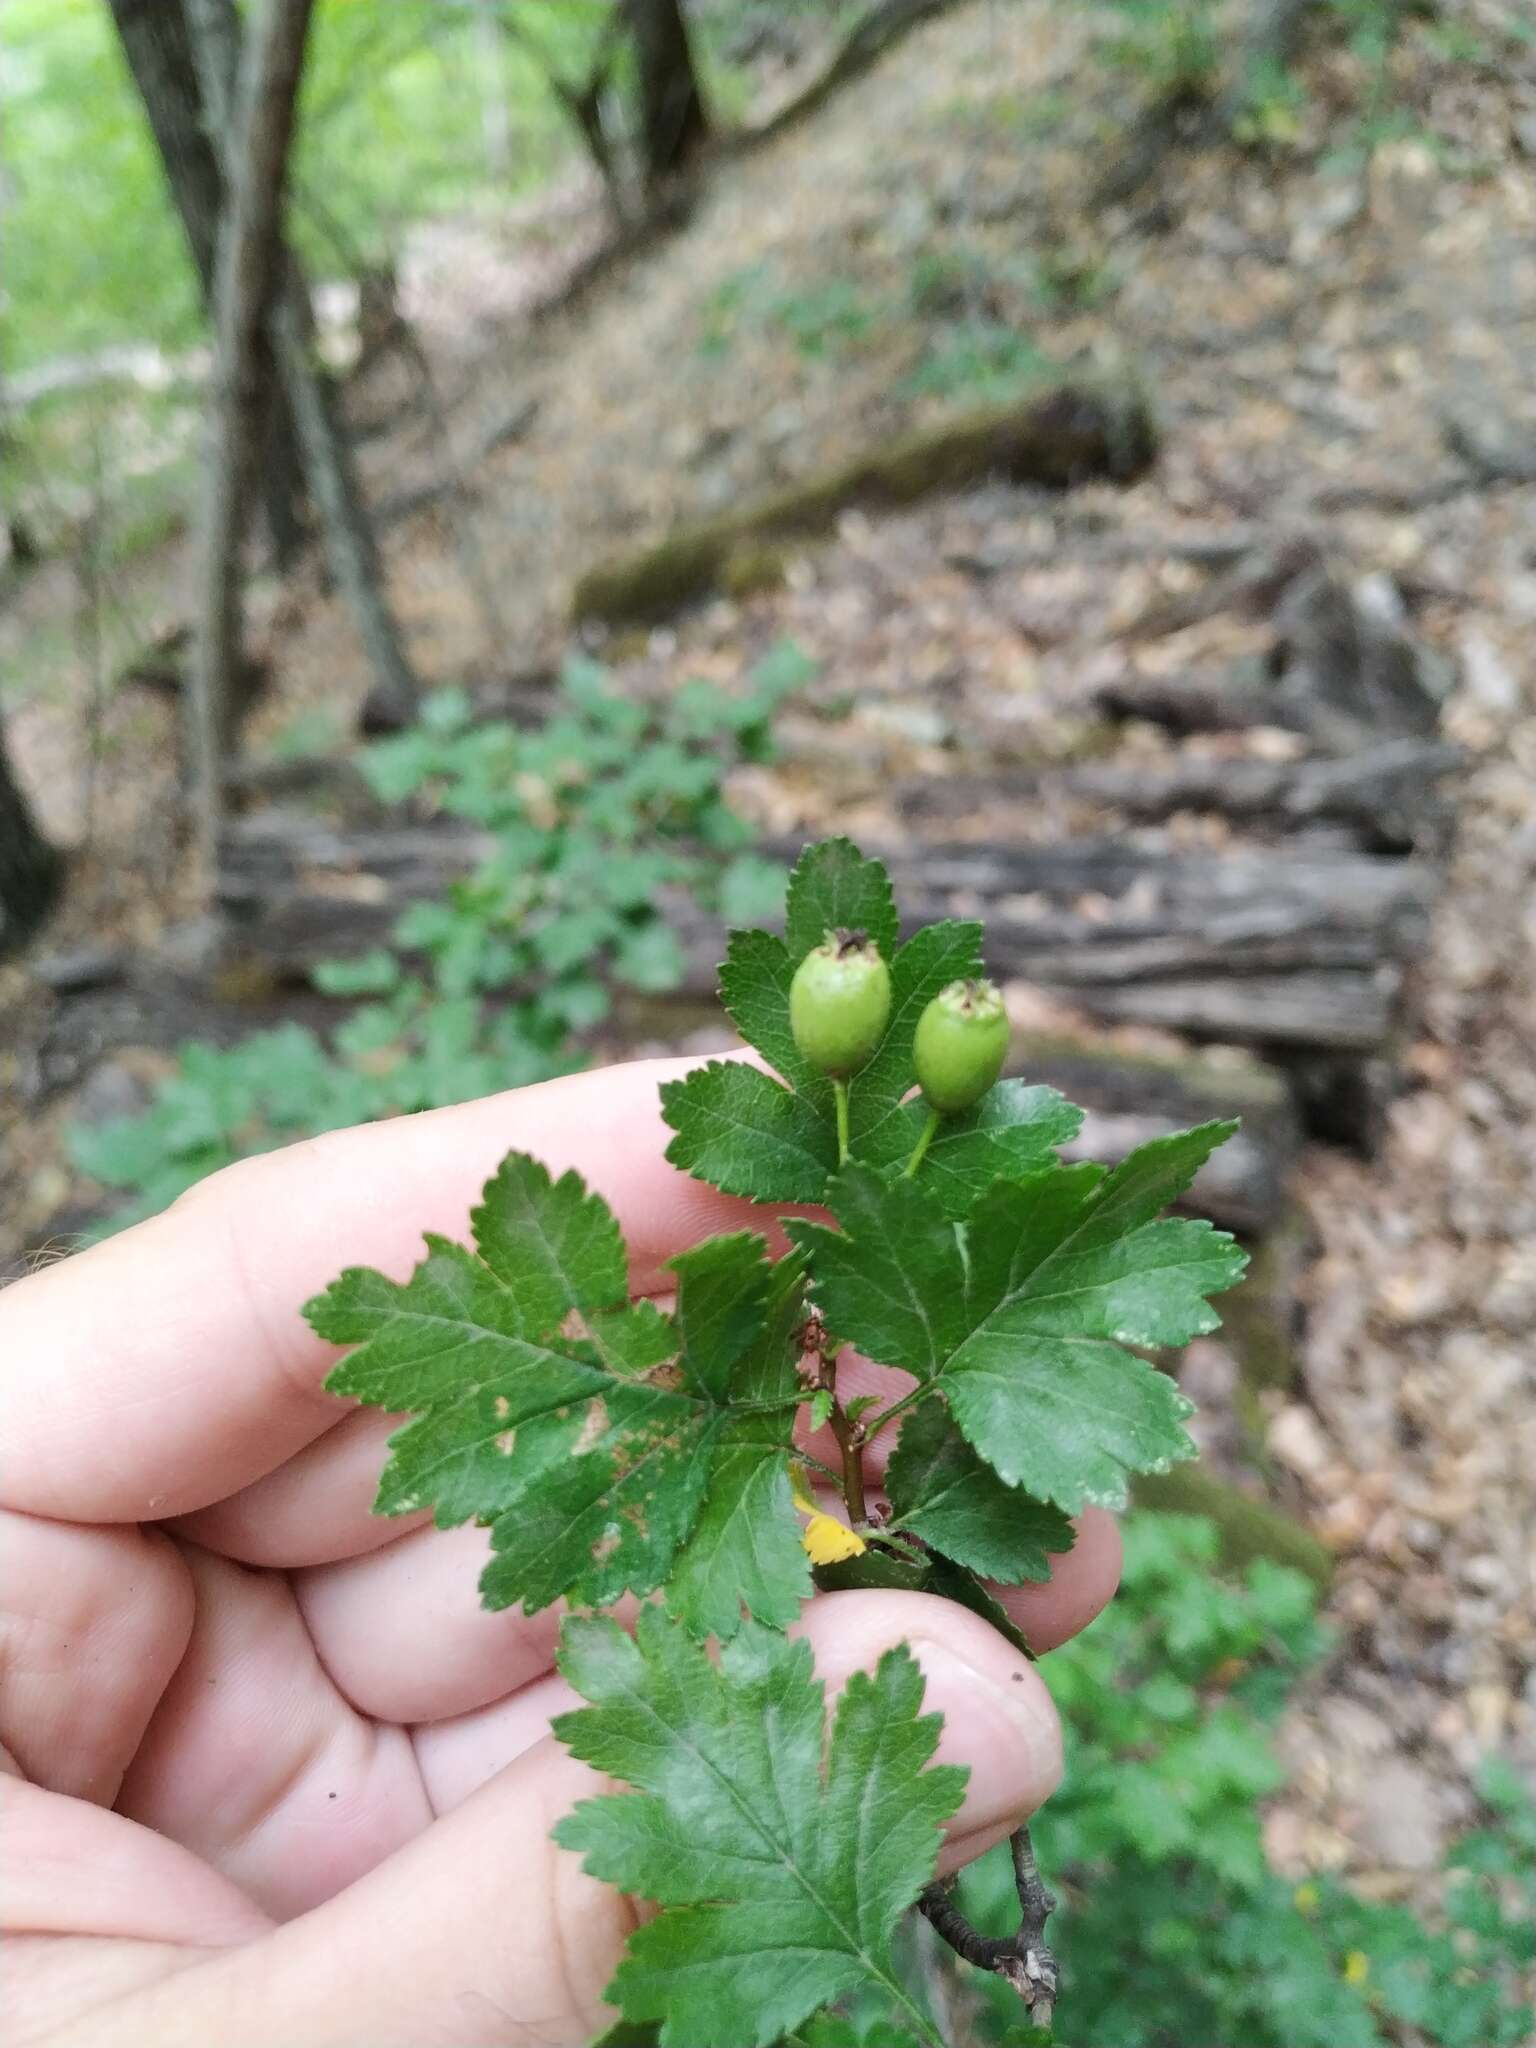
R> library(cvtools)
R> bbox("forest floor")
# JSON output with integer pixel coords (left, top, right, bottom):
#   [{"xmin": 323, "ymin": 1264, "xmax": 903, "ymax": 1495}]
[{"xmin": 3, "ymin": 0, "xmax": 1535, "ymax": 1922}]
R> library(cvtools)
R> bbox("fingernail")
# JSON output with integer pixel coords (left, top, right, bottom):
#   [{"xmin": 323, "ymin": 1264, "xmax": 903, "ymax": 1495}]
[{"xmin": 905, "ymin": 1633, "xmax": 1062, "ymax": 1839}]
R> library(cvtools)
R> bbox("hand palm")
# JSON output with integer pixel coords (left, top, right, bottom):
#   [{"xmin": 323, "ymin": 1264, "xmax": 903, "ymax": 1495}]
[{"xmin": 2, "ymin": 1063, "xmax": 1115, "ymax": 2046}]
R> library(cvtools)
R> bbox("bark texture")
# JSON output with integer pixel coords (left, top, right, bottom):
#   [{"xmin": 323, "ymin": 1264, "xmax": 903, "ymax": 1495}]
[
  {"xmin": 629, "ymin": 0, "xmax": 709, "ymax": 189},
  {"xmin": 186, "ymin": 0, "xmax": 316, "ymax": 870},
  {"xmin": 0, "ymin": 724, "xmax": 64, "ymax": 958},
  {"xmin": 106, "ymin": 0, "xmax": 306, "ymax": 563},
  {"xmin": 186, "ymin": 0, "xmax": 421, "ymax": 737}
]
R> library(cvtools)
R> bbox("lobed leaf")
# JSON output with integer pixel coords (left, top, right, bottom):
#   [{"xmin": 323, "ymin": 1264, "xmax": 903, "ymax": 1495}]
[
  {"xmin": 306, "ymin": 1153, "xmax": 805, "ymax": 1624},
  {"xmin": 660, "ymin": 1060, "xmax": 837, "ymax": 1201},
  {"xmin": 789, "ymin": 1124, "xmax": 1246, "ymax": 1514},
  {"xmin": 554, "ymin": 1605, "xmax": 963, "ymax": 2048},
  {"xmin": 885, "ymin": 1398, "xmax": 1075, "ymax": 1584}
]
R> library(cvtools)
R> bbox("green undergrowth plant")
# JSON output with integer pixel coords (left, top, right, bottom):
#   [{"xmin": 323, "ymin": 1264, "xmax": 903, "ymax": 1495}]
[
  {"xmin": 302, "ymin": 837, "xmax": 1256, "ymax": 2045},
  {"xmin": 841, "ymin": 1514, "xmax": 1535, "ymax": 2047},
  {"xmin": 69, "ymin": 646, "xmax": 809, "ymax": 1229}
]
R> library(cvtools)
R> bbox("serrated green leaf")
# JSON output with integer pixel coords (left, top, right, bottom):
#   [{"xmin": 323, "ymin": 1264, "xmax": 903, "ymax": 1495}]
[
  {"xmin": 784, "ymin": 837, "xmax": 900, "ymax": 964},
  {"xmin": 470, "ymin": 1152, "xmax": 627, "ymax": 1340},
  {"xmin": 921, "ymin": 1554, "xmax": 1038, "ymax": 1662},
  {"xmin": 898, "ymin": 1080, "xmax": 1084, "ymax": 1219},
  {"xmin": 788, "ymin": 1164, "xmax": 969, "ymax": 1378},
  {"xmin": 669, "ymin": 1231, "xmax": 774, "ymax": 1401},
  {"xmin": 307, "ymin": 1154, "xmax": 803, "ymax": 1622},
  {"xmin": 666, "ymin": 1420, "xmax": 810, "ymax": 1639},
  {"xmin": 811, "ymin": 1547, "xmax": 932, "ymax": 1597},
  {"xmin": 790, "ymin": 1126, "xmax": 1246, "ymax": 1514},
  {"xmin": 886, "ymin": 1399, "xmax": 1075, "ymax": 1583},
  {"xmin": 660, "ymin": 1059, "xmax": 837, "ymax": 1200},
  {"xmin": 667, "ymin": 1250, "xmax": 813, "ymax": 1641},
  {"xmin": 554, "ymin": 1606, "xmax": 960, "ymax": 2048}
]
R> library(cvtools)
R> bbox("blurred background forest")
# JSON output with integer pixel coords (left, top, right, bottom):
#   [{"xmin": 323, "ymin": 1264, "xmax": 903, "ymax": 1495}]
[{"xmin": 1, "ymin": 3, "xmax": 1534, "ymax": 2043}]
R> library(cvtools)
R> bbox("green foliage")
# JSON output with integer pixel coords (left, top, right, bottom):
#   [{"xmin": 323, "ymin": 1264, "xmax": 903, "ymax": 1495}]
[
  {"xmin": 883, "ymin": 1400, "xmax": 1075, "ymax": 1583},
  {"xmin": 308, "ymin": 1160, "xmax": 812, "ymax": 1630},
  {"xmin": 555, "ymin": 1609, "xmax": 965, "ymax": 2048},
  {"xmin": 788, "ymin": 1128, "xmax": 1242, "ymax": 1515},
  {"xmin": 0, "ymin": 0, "xmax": 587, "ymax": 378},
  {"xmin": 697, "ymin": 263, "xmax": 883, "ymax": 362},
  {"xmin": 70, "ymin": 648, "xmax": 807, "ymax": 1228},
  {"xmin": 309, "ymin": 837, "xmax": 1250, "ymax": 2044},
  {"xmin": 1099, "ymin": 0, "xmax": 1221, "ymax": 98},
  {"xmin": 901, "ymin": 323, "xmax": 1054, "ymax": 405},
  {"xmin": 950, "ymin": 1516, "xmax": 1536, "ymax": 2048}
]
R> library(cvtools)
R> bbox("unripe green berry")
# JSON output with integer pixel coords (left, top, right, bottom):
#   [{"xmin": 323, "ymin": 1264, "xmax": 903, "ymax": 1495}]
[
  {"xmin": 789, "ymin": 929, "xmax": 891, "ymax": 1078},
  {"xmin": 913, "ymin": 978, "xmax": 1009, "ymax": 1114}
]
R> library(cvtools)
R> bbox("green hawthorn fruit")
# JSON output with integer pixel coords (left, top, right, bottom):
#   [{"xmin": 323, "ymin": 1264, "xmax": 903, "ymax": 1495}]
[
  {"xmin": 789, "ymin": 929, "xmax": 892, "ymax": 1078},
  {"xmin": 913, "ymin": 978, "xmax": 1009, "ymax": 1113}
]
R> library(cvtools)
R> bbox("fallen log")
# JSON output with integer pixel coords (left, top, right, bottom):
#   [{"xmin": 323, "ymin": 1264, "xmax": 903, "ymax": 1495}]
[
  {"xmin": 1090, "ymin": 671, "xmax": 1289, "ymax": 733},
  {"xmin": 216, "ymin": 820, "xmax": 1435, "ymax": 1059},
  {"xmin": 570, "ymin": 377, "xmax": 1158, "ymax": 625},
  {"xmin": 901, "ymin": 739, "xmax": 1462, "ymax": 850},
  {"xmin": 1013, "ymin": 1033, "xmax": 1298, "ymax": 1236}
]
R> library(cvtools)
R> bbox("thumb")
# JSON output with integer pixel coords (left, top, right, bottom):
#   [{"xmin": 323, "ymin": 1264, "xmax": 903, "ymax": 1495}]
[{"xmin": 74, "ymin": 1592, "xmax": 1062, "ymax": 2047}]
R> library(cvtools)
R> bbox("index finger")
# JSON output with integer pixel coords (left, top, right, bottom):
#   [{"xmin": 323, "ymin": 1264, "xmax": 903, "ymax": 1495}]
[{"xmin": 0, "ymin": 1057, "xmax": 768, "ymax": 1523}]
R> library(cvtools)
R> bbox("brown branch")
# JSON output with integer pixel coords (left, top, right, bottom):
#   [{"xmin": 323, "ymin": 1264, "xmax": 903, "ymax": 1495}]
[
  {"xmin": 918, "ymin": 1823, "xmax": 1059, "ymax": 2029},
  {"xmin": 800, "ymin": 1309, "xmax": 867, "ymax": 1525}
]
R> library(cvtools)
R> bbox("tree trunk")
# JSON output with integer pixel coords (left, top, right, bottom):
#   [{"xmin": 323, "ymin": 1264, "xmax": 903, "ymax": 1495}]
[
  {"xmin": 628, "ymin": 0, "xmax": 709, "ymax": 192},
  {"xmin": 0, "ymin": 722, "xmax": 63, "ymax": 958},
  {"xmin": 185, "ymin": 0, "xmax": 316, "ymax": 873},
  {"xmin": 187, "ymin": 0, "xmax": 422, "ymax": 737},
  {"xmin": 106, "ymin": 0, "xmax": 307, "ymax": 565}
]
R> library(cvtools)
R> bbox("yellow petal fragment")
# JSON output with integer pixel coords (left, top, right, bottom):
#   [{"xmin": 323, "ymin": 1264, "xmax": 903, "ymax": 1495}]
[
  {"xmin": 802, "ymin": 1512, "xmax": 867, "ymax": 1566},
  {"xmin": 1343, "ymin": 1951, "xmax": 1370, "ymax": 1987}
]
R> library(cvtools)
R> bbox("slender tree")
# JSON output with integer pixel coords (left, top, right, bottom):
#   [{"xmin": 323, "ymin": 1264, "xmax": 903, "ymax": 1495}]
[
  {"xmin": 0, "ymin": 722, "xmax": 63, "ymax": 958},
  {"xmin": 185, "ymin": 0, "xmax": 316, "ymax": 872},
  {"xmin": 106, "ymin": 0, "xmax": 307, "ymax": 565},
  {"xmin": 629, "ymin": 0, "xmax": 709, "ymax": 191},
  {"xmin": 185, "ymin": 0, "xmax": 422, "ymax": 741}
]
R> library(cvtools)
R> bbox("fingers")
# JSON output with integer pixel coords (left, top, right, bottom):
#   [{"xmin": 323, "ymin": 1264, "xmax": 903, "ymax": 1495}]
[
  {"xmin": 0, "ymin": 1514, "xmax": 193, "ymax": 1806},
  {"xmin": 0, "ymin": 1777, "xmax": 271, "ymax": 1948},
  {"xmin": 295, "ymin": 1520, "xmax": 566, "ymax": 1725},
  {"xmin": 117, "ymin": 1544, "xmax": 433, "ymax": 1921},
  {"xmin": 64, "ymin": 1587, "xmax": 1059, "ymax": 2048},
  {"xmin": 171, "ymin": 1407, "xmax": 430, "ymax": 1568},
  {"xmin": 0, "ymin": 1058, "xmax": 774, "ymax": 1525}
]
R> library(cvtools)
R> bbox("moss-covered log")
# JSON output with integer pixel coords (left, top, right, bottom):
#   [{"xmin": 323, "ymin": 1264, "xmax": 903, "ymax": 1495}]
[
  {"xmin": 1133, "ymin": 1466, "xmax": 1334, "ymax": 1586},
  {"xmin": 571, "ymin": 376, "xmax": 1159, "ymax": 624}
]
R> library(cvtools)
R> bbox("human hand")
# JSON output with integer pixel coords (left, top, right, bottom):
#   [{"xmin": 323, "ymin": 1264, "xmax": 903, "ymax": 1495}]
[{"xmin": 1, "ymin": 1058, "xmax": 1120, "ymax": 2047}]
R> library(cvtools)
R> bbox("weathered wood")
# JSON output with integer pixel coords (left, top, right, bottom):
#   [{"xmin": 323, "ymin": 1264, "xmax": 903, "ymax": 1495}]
[
  {"xmin": 571, "ymin": 379, "xmax": 1159, "ymax": 625},
  {"xmin": 1091, "ymin": 671, "xmax": 1289, "ymax": 734},
  {"xmin": 1065, "ymin": 740, "xmax": 1460, "ymax": 832},
  {"xmin": 902, "ymin": 739, "xmax": 1462, "ymax": 850},
  {"xmin": 1013, "ymin": 1033, "xmax": 1299, "ymax": 1235},
  {"xmin": 216, "ymin": 821, "xmax": 1434, "ymax": 1058}
]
